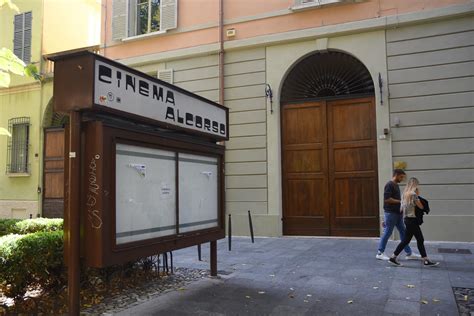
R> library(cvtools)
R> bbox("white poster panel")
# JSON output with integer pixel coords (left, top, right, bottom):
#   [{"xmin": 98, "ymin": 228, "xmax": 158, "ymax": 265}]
[
  {"xmin": 178, "ymin": 153, "xmax": 219, "ymax": 233},
  {"xmin": 94, "ymin": 59, "xmax": 228, "ymax": 139},
  {"xmin": 116, "ymin": 143, "xmax": 176, "ymax": 244}
]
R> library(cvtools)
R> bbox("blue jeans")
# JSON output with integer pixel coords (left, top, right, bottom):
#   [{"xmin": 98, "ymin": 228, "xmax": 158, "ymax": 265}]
[{"xmin": 378, "ymin": 212, "xmax": 412, "ymax": 254}]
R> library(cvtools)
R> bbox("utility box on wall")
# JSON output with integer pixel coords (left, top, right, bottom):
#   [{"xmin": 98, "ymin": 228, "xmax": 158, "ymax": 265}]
[{"xmin": 51, "ymin": 51, "xmax": 228, "ymax": 268}]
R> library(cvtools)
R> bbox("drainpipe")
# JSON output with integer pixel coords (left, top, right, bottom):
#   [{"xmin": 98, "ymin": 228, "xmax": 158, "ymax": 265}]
[{"xmin": 218, "ymin": 0, "xmax": 224, "ymax": 105}]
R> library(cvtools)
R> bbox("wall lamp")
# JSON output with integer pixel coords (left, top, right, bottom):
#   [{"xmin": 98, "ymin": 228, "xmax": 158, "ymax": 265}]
[{"xmin": 265, "ymin": 84, "xmax": 273, "ymax": 114}]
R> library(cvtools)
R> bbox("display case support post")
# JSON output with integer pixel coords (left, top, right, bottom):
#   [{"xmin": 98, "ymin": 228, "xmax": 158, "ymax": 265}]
[
  {"xmin": 67, "ymin": 111, "xmax": 81, "ymax": 315},
  {"xmin": 210, "ymin": 240, "xmax": 217, "ymax": 276}
]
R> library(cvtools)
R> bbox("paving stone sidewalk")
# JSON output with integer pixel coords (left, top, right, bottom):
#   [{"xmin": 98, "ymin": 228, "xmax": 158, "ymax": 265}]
[{"xmin": 114, "ymin": 237, "xmax": 474, "ymax": 315}]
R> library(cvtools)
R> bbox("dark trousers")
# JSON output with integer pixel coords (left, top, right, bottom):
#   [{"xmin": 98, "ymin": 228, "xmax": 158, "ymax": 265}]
[{"xmin": 393, "ymin": 218, "xmax": 427, "ymax": 258}]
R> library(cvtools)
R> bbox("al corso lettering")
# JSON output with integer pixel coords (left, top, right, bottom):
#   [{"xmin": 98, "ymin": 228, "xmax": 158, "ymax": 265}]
[{"xmin": 98, "ymin": 65, "xmax": 226, "ymax": 136}]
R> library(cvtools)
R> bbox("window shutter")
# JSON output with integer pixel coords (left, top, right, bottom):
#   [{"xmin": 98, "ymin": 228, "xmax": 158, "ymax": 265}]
[
  {"xmin": 112, "ymin": 0, "xmax": 127, "ymax": 41},
  {"xmin": 13, "ymin": 14, "xmax": 24, "ymax": 61},
  {"xmin": 160, "ymin": 0, "xmax": 177, "ymax": 31},
  {"xmin": 157, "ymin": 69, "xmax": 173, "ymax": 84},
  {"xmin": 23, "ymin": 12, "xmax": 32, "ymax": 64}
]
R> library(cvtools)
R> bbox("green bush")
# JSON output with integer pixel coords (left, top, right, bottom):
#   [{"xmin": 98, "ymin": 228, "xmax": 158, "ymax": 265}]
[
  {"xmin": 0, "ymin": 230, "xmax": 64, "ymax": 298},
  {"xmin": 0, "ymin": 218, "xmax": 63, "ymax": 236},
  {"xmin": 0, "ymin": 219, "xmax": 21, "ymax": 237}
]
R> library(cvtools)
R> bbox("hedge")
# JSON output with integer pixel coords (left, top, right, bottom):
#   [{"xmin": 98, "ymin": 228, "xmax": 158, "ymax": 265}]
[
  {"xmin": 0, "ymin": 218, "xmax": 63, "ymax": 236},
  {"xmin": 0, "ymin": 230, "xmax": 65, "ymax": 298},
  {"xmin": 0, "ymin": 219, "xmax": 21, "ymax": 237}
]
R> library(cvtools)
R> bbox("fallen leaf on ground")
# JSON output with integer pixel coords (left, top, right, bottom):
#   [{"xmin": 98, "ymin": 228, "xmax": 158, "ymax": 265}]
[
  {"xmin": 306, "ymin": 294, "xmax": 312, "ymax": 297},
  {"xmin": 464, "ymin": 295, "xmax": 468, "ymax": 301},
  {"xmin": 178, "ymin": 288, "xmax": 186, "ymax": 291},
  {"xmin": 432, "ymin": 299, "xmax": 440, "ymax": 303},
  {"xmin": 347, "ymin": 300, "xmax": 353, "ymax": 304},
  {"xmin": 290, "ymin": 288, "xmax": 294, "ymax": 291},
  {"xmin": 269, "ymin": 274, "xmax": 275, "ymax": 277},
  {"xmin": 421, "ymin": 300, "xmax": 428, "ymax": 305},
  {"xmin": 258, "ymin": 291, "xmax": 265, "ymax": 294},
  {"xmin": 245, "ymin": 296, "xmax": 251, "ymax": 299},
  {"xmin": 304, "ymin": 300, "xmax": 309, "ymax": 303},
  {"xmin": 289, "ymin": 294, "xmax": 295, "ymax": 299},
  {"xmin": 373, "ymin": 287, "xmax": 379, "ymax": 290},
  {"xmin": 406, "ymin": 284, "xmax": 415, "ymax": 288}
]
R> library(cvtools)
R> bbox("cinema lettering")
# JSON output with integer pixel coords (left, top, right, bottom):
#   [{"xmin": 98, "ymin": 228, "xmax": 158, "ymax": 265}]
[
  {"xmin": 51, "ymin": 51, "xmax": 227, "ymax": 272},
  {"xmin": 94, "ymin": 60, "xmax": 228, "ymax": 139}
]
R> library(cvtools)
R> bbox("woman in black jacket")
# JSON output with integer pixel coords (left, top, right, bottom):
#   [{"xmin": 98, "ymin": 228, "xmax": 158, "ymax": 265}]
[{"xmin": 388, "ymin": 177, "xmax": 439, "ymax": 267}]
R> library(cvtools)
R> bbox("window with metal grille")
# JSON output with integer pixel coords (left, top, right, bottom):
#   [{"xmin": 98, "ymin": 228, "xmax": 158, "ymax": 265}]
[
  {"xmin": 281, "ymin": 51, "xmax": 374, "ymax": 103},
  {"xmin": 13, "ymin": 11, "xmax": 32, "ymax": 64},
  {"xmin": 6, "ymin": 117, "xmax": 30, "ymax": 174}
]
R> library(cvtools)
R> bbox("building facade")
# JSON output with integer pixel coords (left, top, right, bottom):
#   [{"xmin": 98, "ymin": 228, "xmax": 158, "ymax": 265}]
[
  {"xmin": 106, "ymin": 0, "xmax": 471, "ymax": 241},
  {"xmin": 0, "ymin": 0, "xmax": 101, "ymax": 219}
]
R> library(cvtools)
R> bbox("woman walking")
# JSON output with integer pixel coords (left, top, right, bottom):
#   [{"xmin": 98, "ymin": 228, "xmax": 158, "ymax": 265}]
[{"xmin": 389, "ymin": 177, "xmax": 439, "ymax": 267}]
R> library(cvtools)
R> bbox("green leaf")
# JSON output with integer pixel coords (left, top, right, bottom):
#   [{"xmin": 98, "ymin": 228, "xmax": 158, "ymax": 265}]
[
  {"xmin": 0, "ymin": 70, "xmax": 11, "ymax": 87},
  {"xmin": 25, "ymin": 63, "xmax": 43, "ymax": 80},
  {"xmin": 0, "ymin": 48, "xmax": 26, "ymax": 76}
]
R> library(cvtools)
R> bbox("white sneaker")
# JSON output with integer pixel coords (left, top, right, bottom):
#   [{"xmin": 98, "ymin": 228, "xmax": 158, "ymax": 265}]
[
  {"xmin": 405, "ymin": 253, "xmax": 422, "ymax": 260},
  {"xmin": 376, "ymin": 253, "xmax": 390, "ymax": 260}
]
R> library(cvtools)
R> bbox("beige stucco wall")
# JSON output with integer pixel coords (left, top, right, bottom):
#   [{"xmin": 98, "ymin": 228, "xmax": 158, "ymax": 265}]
[
  {"xmin": 234, "ymin": 30, "xmax": 390, "ymax": 237},
  {"xmin": 112, "ymin": 3, "xmax": 474, "ymax": 241}
]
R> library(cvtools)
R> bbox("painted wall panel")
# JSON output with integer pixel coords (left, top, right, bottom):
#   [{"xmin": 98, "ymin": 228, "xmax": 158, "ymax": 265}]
[
  {"xmin": 392, "ymin": 138, "xmax": 474, "ymax": 156},
  {"xmin": 229, "ymin": 123, "xmax": 267, "ymax": 137},
  {"xmin": 408, "ymin": 169, "xmax": 474, "ymax": 184},
  {"xmin": 226, "ymin": 201, "xmax": 268, "ymax": 214},
  {"xmin": 226, "ymin": 189, "xmax": 267, "ymax": 202},
  {"xmin": 388, "ymin": 61, "xmax": 474, "ymax": 84},
  {"xmin": 388, "ymin": 17, "xmax": 474, "ymax": 241},
  {"xmin": 230, "ymin": 110, "xmax": 266, "ymax": 125},
  {"xmin": 224, "ymin": 60, "xmax": 266, "ymax": 75},
  {"xmin": 390, "ymin": 91, "xmax": 474, "ymax": 113},
  {"xmin": 387, "ymin": 46, "xmax": 473, "ymax": 70},
  {"xmin": 166, "ymin": 55, "xmax": 218, "ymax": 71},
  {"xmin": 392, "ymin": 107, "xmax": 473, "ymax": 127},
  {"xmin": 225, "ymin": 162, "xmax": 267, "ymax": 175},
  {"xmin": 393, "ymin": 154, "xmax": 474, "ymax": 170},
  {"xmin": 226, "ymin": 97, "xmax": 267, "ymax": 112},
  {"xmin": 226, "ymin": 135, "xmax": 267, "ymax": 150},
  {"xmin": 174, "ymin": 66, "xmax": 218, "ymax": 82},
  {"xmin": 225, "ymin": 149, "xmax": 267, "ymax": 162},
  {"xmin": 224, "ymin": 72, "xmax": 266, "ymax": 89},
  {"xmin": 224, "ymin": 47, "xmax": 266, "ymax": 63},
  {"xmin": 226, "ymin": 175, "xmax": 267, "ymax": 188},
  {"xmin": 387, "ymin": 30, "xmax": 474, "ymax": 56},
  {"xmin": 224, "ymin": 84, "xmax": 266, "ymax": 101},
  {"xmin": 391, "ymin": 123, "xmax": 474, "ymax": 141},
  {"xmin": 386, "ymin": 16, "xmax": 474, "ymax": 42},
  {"xmin": 389, "ymin": 77, "xmax": 473, "ymax": 98}
]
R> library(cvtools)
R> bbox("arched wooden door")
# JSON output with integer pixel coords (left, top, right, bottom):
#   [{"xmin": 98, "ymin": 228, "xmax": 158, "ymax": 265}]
[{"xmin": 282, "ymin": 97, "xmax": 379, "ymax": 236}]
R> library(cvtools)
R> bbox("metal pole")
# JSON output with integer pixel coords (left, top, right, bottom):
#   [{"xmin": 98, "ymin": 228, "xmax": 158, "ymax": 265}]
[
  {"xmin": 210, "ymin": 240, "xmax": 217, "ymax": 276},
  {"xmin": 248, "ymin": 210, "xmax": 255, "ymax": 243},
  {"xmin": 169, "ymin": 251, "xmax": 173, "ymax": 273},
  {"xmin": 228, "ymin": 214, "xmax": 232, "ymax": 251},
  {"xmin": 197, "ymin": 244, "xmax": 202, "ymax": 261},
  {"xmin": 67, "ymin": 111, "xmax": 81, "ymax": 315}
]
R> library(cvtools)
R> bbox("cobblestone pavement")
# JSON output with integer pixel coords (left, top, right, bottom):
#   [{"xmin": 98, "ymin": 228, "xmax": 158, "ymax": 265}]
[{"xmin": 113, "ymin": 237, "xmax": 474, "ymax": 315}]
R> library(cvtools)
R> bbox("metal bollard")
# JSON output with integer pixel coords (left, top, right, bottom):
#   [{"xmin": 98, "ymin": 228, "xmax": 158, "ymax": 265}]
[
  {"xmin": 198, "ymin": 244, "xmax": 202, "ymax": 261},
  {"xmin": 228, "ymin": 213, "xmax": 232, "ymax": 251},
  {"xmin": 169, "ymin": 251, "xmax": 173, "ymax": 273},
  {"xmin": 248, "ymin": 210, "xmax": 255, "ymax": 243}
]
